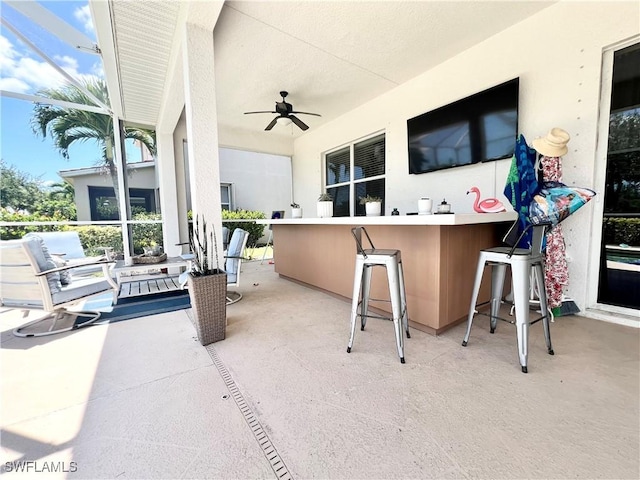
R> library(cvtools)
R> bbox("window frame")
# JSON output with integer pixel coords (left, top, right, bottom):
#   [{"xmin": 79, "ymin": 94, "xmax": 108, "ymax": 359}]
[
  {"xmin": 323, "ymin": 131, "xmax": 386, "ymax": 216},
  {"xmin": 220, "ymin": 183, "xmax": 234, "ymax": 211},
  {"xmin": 88, "ymin": 186, "xmax": 157, "ymax": 221}
]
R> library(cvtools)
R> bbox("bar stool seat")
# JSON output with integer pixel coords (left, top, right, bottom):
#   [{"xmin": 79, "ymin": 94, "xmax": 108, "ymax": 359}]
[
  {"xmin": 347, "ymin": 226, "xmax": 410, "ymax": 363},
  {"xmin": 462, "ymin": 222, "xmax": 554, "ymax": 373}
]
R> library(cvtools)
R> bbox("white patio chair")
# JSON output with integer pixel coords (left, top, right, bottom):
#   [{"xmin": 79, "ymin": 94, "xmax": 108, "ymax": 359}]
[{"xmin": 0, "ymin": 237, "xmax": 118, "ymax": 337}]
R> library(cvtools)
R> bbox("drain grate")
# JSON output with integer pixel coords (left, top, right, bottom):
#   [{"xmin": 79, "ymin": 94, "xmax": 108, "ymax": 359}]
[{"xmin": 206, "ymin": 345, "xmax": 292, "ymax": 480}]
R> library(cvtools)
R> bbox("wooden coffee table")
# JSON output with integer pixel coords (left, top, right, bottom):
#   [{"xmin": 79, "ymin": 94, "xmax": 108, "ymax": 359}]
[{"xmin": 112, "ymin": 256, "xmax": 192, "ymax": 298}]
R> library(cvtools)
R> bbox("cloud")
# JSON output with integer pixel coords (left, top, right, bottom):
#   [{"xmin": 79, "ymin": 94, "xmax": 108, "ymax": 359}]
[
  {"xmin": 74, "ymin": 5, "xmax": 94, "ymax": 34},
  {"xmin": 0, "ymin": 77, "xmax": 30, "ymax": 92},
  {"xmin": 0, "ymin": 34, "xmax": 98, "ymax": 94}
]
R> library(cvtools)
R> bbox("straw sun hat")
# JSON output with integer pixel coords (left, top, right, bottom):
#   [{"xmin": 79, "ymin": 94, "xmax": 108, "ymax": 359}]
[{"xmin": 532, "ymin": 127, "xmax": 570, "ymax": 157}]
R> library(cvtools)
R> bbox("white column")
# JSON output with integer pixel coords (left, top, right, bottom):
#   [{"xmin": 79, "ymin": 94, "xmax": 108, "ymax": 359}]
[
  {"xmin": 182, "ymin": 21, "xmax": 223, "ymax": 269},
  {"xmin": 156, "ymin": 132, "xmax": 181, "ymax": 256}
]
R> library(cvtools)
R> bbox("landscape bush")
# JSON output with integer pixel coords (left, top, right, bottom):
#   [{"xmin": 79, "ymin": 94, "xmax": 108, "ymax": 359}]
[
  {"xmin": 222, "ymin": 209, "xmax": 266, "ymax": 247},
  {"xmin": 603, "ymin": 217, "xmax": 640, "ymax": 246}
]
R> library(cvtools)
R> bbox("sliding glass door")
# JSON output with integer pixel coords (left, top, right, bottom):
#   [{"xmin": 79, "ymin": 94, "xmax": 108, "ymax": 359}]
[{"xmin": 597, "ymin": 42, "xmax": 640, "ymax": 310}]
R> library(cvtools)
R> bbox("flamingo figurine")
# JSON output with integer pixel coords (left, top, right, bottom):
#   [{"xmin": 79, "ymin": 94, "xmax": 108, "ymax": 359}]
[{"xmin": 467, "ymin": 186, "xmax": 507, "ymax": 213}]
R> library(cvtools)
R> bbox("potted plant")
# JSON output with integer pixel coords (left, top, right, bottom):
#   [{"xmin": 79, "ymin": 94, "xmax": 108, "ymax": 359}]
[
  {"xmin": 186, "ymin": 215, "xmax": 227, "ymax": 345},
  {"xmin": 317, "ymin": 193, "xmax": 334, "ymax": 218},
  {"xmin": 291, "ymin": 202, "xmax": 303, "ymax": 219},
  {"xmin": 360, "ymin": 194, "xmax": 382, "ymax": 216}
]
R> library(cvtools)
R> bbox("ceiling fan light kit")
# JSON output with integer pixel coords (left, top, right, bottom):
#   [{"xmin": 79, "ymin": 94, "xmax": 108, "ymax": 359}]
[{"xmin": 244, "ymin": 91, "xmax": 321, "ymax": 131}]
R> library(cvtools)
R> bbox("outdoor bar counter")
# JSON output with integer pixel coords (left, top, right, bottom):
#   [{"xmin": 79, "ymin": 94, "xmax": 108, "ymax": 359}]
[{"xmin": 259, "ymin": 212, "xmax": 517, "ymax": 335}]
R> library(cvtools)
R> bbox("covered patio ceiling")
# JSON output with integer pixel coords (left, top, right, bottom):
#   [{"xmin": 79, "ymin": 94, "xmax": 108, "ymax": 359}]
[{"xmin": 92, "ymin": 0, "xmax": 556, "ymax": 149}]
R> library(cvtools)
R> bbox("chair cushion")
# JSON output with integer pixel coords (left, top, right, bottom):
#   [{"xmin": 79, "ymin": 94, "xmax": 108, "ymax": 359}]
[
  {"xmin": 52, "ymin": 278, "xmax": 114, "ymax": 306},
  {"xmin": 22, "ymin": 234, "xmax": 61, "ymax": 294},
  {"xmin": 51, "ymin": 254, "xmax": 72, "ymax": 285}
]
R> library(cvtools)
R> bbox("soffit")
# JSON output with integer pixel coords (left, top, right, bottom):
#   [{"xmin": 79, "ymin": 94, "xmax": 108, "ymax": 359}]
[
  {"xmin": 99, "ymin": 1, "xmax": 556, "ymax": 138},
  {"xmin": 105, "ymin": 0, "xmax": 182, "ymax": 127}
]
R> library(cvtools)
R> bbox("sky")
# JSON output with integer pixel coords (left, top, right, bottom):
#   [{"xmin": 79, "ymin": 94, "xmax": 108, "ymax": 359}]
[{"xmin": 0, "ymin": 1, "xmax": 143, "ymax": 186}]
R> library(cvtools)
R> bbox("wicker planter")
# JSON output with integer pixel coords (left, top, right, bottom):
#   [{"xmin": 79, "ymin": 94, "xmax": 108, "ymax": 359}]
[{"xmin": 187, "ymin": 272, "xmax": 227, "ymax": 345}]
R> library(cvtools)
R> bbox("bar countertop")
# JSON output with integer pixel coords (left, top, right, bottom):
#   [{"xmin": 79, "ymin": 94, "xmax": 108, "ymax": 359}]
[{"xmin": 257, "ymin": 211, "xmax": 516, "ymax": 226}]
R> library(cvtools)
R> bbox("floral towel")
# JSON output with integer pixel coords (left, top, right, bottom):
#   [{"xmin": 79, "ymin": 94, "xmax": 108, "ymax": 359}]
[{"xmin": 535, "ymin": 155, "xmax": 596, "ymax": 310}]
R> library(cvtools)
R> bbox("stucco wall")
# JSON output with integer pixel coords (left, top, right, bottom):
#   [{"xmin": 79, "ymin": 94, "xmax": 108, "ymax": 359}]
[
  {"xmin": 72, "ymin": 165, "xmax": 157, "ymax": 220},
  {"xmin": 219, "ymin": 147, "xmax": 292, "ymax": 215},
  {"xmin": 291, "ymin": 1, "xmax": 640, "ymax": 312}
]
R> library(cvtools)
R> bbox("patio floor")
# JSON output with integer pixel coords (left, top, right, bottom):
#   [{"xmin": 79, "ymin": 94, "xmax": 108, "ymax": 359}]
[{"xmin": 1, "ymin": 260, "xmax": 639, "ymax": 479}]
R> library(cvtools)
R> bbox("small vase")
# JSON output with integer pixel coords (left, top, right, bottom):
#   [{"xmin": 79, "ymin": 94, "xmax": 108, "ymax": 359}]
[
  {"xmin": 365, "ymin": 202, "xmax": 381, "ymax": 216},
  {"xmin": 291, "ymin": 207, "xmax": 303, "ymax": 218},
  {"xmin": 317, "ymin": 201, "xmax": 333, "ymax": 218},
  {"xmin": 418, "ymin": 197, "xmax": 433, "ymax": 215}
]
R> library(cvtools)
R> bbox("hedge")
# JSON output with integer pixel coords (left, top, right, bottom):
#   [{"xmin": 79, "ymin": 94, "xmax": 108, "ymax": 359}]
[
  {"xmin": 603, "ymin": 217, "xmax": 640, "ymax": 246},
  {"xmin": 222, "ymin": 209, "xmax": 266, "ymax": 247}
]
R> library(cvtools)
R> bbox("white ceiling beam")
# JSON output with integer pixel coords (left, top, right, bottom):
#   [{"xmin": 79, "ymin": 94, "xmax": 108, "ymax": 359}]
[
  {"xmin": 3, "ymin": 0, "xmax": 99, "ymax": 55},
  {"xmin": 1, "ymin": 90, "xmax": 110, "ymax": 115},
  {"xmin": 89, "ymin": 0, "xmax": 124, "ymax": 120},
  {"xmin": 1, "ymin": 17, "xmax": 111, "ymax": 113}
]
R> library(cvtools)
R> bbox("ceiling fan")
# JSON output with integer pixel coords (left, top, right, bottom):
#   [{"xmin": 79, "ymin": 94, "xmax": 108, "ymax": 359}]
[{"xmin": 244, "ymin": 91, "xmax": 321, "ymax": 131}]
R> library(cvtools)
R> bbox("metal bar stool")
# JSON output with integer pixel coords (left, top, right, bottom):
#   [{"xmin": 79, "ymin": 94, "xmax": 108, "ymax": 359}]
[
  {"xmin": 347, "ymin": 226, "xmax": 410, "ymax": 363},
  {"xmin": 462, "ymin": 222, "xmax": 554, "ymax": 373}
]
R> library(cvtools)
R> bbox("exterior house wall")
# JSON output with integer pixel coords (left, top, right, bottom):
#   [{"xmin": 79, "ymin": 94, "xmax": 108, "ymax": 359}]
[
  {"xmin": 291, "ymin": 2, "xmax": 640, "ymax": 316},
  {"xmin": 69, "ymin": 165, "xmax": 157, "ymax": 221},
  {"xmin": 219, "ymin": 147, "xmax": 292, "ymax": 216}
]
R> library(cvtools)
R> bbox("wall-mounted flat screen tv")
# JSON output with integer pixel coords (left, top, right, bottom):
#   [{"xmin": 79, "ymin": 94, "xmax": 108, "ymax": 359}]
[{"xmin": 408, "ymin": 78, "xmax": 519, "ymax": 175}]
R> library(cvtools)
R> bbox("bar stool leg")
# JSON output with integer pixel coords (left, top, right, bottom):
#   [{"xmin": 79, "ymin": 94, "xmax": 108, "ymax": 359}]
[
  {"xmin": 347, "ymin": 258, "xmax": 364, "ymax": 354},
  {"xmin": 398, "ymin": 261, "xmax": 410, "ymax": 339},
  {"xmin": 462, "ymin": 253, "xmax": 487, "ymax": 346},
  {"xmin": 533, "ymin": 261, "xmax": 554, "ymax": 355},
  {"xmin": 511, "ymin": 259, "xmax": 530, "ymax": 373},
  {"xmin": 386, "ymin": 258, "xmax": 405, "ymax": 363},
  {"xmin": 360, "ymin": 265, "xmax": 373, "ymax": 330},
  {"xmin": 490, "ymin": 264, "xmax": 507, "ymax": 334}
]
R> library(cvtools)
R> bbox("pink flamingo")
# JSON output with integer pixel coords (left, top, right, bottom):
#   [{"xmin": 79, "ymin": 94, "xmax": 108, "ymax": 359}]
[{"xmin": 467, "ymin": 186, "xmax": 506, "ymax": 213}]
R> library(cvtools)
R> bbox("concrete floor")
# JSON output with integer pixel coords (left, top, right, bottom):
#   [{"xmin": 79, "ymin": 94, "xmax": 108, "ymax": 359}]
[{"xmin": 1, "ymin": 260, "xmax": 639, "ymax": 479}]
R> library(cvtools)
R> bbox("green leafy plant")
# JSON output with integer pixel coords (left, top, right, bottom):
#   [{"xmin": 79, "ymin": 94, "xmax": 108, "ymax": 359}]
[
  {"xmin": 189, "ymin": 215, "xmax": 222, "ymax": 276},
  {"xmin": 603, "ymin": 217, "xmax": 640, "ymax": 246},
  {"xmin": 76, "ymin": 225, "xmax": 123, "ymax": 256},
  {"xmin": 222, "ymin": 209, "xmax": 266, "ymax": 247},
  {"xmin": 318, "ymin": 193, "xmax": 333, "ymax": 202},
  {"xmin": 131, "ymin": 212, "xmax": 163, "ymax": 254},
  {"xmin": 359, "ymin": 194, "xmax": 382, "ymax": 205}
]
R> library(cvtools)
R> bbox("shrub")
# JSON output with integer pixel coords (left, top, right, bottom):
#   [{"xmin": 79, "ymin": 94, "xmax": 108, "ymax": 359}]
[
  {"xmin": 131, "ymin": 212, "xmax": 163, "ymax": 254},
  {"xmin": 75, "ymin": 226, "xmax": 123, "ymax": 256},
  {"xmin": 0, "ymin": 209, "xmax": 67, "ymax": 239},
  {"xmin": 603, "ymin": 217, "xmax": 640, "ymax": 246},
  {"xmin": 222, "ymin": 209, "xmax": 266, "ymax": 247}
]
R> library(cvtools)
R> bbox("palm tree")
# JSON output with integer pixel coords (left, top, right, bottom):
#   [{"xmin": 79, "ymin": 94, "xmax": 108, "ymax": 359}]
[{"xmin": 30, "ymin": 77, "xmax": 156, "ymax": 216}]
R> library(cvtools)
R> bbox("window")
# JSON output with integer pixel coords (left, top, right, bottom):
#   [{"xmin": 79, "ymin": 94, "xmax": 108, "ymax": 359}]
[
  {"xmin": 325, "ymin": 133, "xmax": 385, "ymax": 216},
  {"xmin": 89, "ymin": 186, "xmax": 157, "ymax": 221},
  {"xmin": 221, "ymin": 183, "xmax": 234, "ymax": 211}
]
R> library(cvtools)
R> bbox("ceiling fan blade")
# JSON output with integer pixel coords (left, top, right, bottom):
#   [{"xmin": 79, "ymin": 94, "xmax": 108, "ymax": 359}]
[
  {"xmin": 244, "ymin": 110, "xmax": 277, "ymax": 115},
  {"xmin": 264, "ymin": 117, "xmax": 278, "ymax": 131},
  {"xmin": 291, "ymin": 111, "xmax": 321, "ymax": 117},
  {"xmin": 289, "ymin": 115, "xmax": 309, "ymax": 131}
]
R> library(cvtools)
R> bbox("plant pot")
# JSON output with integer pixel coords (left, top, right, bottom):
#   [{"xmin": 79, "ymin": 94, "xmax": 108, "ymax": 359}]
[
  {"xmin": 143, "ymin": 245, "xmax": 162, "ymax": 256},
  {"xmin": 317, "ymin": 201, "xmax": 333, "ymax": 218},
  {"xmin": 291, "ymin": 207, "xmax": 303, "ymax": 218},
  {"xmin": 365, "ymin": 202, "xmax": 382, "ymax": 216},
  {"xmin": 187, "ymin": 272, "xmax": 227, "ymax": 345}
]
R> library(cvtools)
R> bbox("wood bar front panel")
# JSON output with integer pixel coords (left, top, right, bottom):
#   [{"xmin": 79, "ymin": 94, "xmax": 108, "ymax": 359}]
[{"xmin": 272, "ymin": 222, "xmax": 500, "ymax": 334}]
